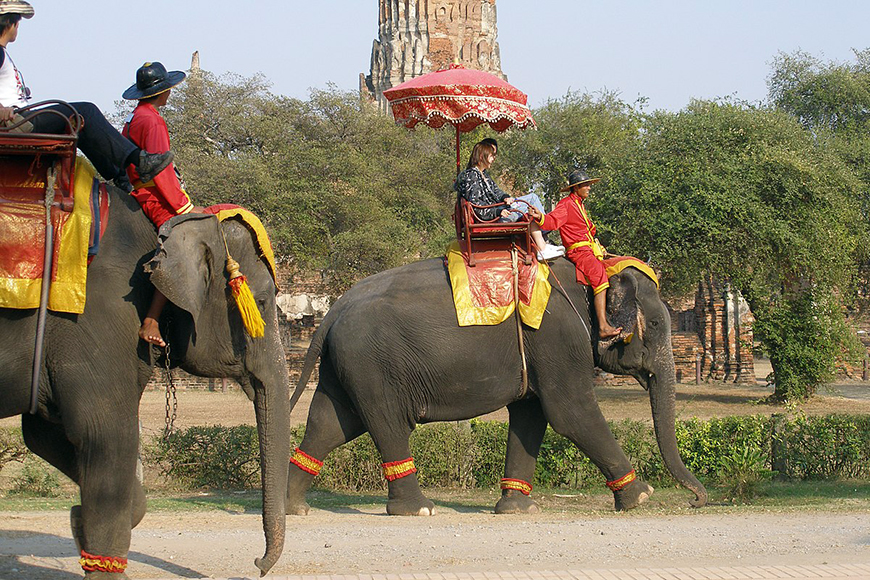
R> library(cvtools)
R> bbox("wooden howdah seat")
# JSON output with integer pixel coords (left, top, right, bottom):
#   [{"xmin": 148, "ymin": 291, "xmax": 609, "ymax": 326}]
[
  {"xmin": 453, "ymin": 197, "xmax": 534, "ymax": 267},
  {"xmin": 0, "ymin": 101, "xmax": 83, "ymax": 205}
]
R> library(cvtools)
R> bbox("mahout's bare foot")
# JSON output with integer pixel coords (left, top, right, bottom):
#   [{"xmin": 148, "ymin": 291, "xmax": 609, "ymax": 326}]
[
  {"xmin": 138, "ymin": 317, "xmax": 165, "ymax": 347},
  {"xmin": 598, "ymin": 324, "xmax": 622, "ymax": 339}
]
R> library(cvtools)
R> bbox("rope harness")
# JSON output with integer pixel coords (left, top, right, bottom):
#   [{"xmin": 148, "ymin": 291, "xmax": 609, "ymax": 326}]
[{"xmin": 547, "ymin": 261, "xmax": 592, "ymax": 343}]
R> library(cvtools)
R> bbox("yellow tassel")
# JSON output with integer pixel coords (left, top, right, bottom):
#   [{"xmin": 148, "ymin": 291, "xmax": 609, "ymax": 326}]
[{"xmin": 226, "ymin": 257, "xmax": 265, "ymax": 338}]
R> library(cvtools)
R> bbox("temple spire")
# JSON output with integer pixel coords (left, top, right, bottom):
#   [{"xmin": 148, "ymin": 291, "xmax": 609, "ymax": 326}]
[{"xmin": 361, "ymin": 1, "xmax": 505, "ymax": 111}]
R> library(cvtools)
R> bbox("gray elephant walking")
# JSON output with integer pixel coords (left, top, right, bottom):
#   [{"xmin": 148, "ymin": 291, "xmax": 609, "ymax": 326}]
[
  {"xmin": 0, "ymin": 188, "xmax": 290, "ymax": 578},
  {"xmin": 287, "ymin": 257, "xmax": 706, "ymax": 517}
]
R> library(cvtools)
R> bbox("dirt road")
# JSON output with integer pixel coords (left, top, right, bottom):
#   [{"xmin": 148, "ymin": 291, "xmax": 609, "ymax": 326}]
[{"xmin": 2, "ymin": 504, "xmax": 868, "ymax": 579}]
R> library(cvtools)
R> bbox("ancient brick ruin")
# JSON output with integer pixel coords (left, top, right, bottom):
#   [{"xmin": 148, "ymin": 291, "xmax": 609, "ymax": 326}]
[
  {"xmin": 361, "ymin": 0, "xmax": 505, "ymax": 111},
  {"xmin": 668, "ymin": 279, "xmax": 756, "ymax": 385}
]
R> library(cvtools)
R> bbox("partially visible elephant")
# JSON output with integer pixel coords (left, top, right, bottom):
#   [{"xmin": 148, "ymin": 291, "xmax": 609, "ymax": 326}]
[
  {"xmin": 287, "ymin": 257, "xmax": 707, "ymax": 517},
  {"xmin": 0, "ymin": 187, "xmax": 290, "ymax": 578}
]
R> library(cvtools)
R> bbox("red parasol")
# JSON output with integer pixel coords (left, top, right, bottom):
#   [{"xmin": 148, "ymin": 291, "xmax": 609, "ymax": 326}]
[{"xmin": 383, "ymin": 64, "xmax": 536, "ymax": 174}]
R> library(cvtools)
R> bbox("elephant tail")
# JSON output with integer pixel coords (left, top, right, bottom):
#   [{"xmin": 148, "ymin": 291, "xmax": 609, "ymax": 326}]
[{"xmin": 289, "ymin": 313, "xmax": 332, "ymax": 412}]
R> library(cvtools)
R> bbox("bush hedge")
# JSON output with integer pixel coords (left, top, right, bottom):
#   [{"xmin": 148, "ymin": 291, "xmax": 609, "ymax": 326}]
[{"xmin": 144, "ymin": 414, "xmax": 870, "ymax": 491}]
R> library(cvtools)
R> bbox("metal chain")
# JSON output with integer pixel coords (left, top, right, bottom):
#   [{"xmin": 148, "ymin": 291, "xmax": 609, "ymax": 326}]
[{"xmin": 162, "ymin": 343, "xmax": 177, "ymax": 439}]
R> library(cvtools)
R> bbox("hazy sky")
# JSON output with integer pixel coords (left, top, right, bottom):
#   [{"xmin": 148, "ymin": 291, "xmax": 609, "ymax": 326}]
[{"xmin": 8, "ymin": 1, "xmax": 869, "ymax": 116}]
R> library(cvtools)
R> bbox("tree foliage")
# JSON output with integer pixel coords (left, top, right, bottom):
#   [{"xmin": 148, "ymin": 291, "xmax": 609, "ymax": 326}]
[
  {"xmin": 137, "ymin": 72, "xmax": 460, "ymax": 292},
  {"xmin": 497, "ymin": 90, "xmax": 642, "ymax": 213},
  {"xmin": 118, "ymin": 61, "xmax": 870, "ymax": 402},
  {"xmin": 599, "ymin": 100, "xmax": 865, "ymax": 400}
]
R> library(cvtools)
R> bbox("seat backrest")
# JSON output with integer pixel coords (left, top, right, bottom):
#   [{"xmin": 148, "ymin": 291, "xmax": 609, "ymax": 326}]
[{"xmin": 0, "ymin": 102, "xmax": 82, "ymax": 200}]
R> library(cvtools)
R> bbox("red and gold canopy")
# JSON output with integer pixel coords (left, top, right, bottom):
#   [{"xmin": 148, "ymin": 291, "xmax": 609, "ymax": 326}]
[{"xmin": 383, "ymin": 64, "xmax": 536, "ymax": 133}]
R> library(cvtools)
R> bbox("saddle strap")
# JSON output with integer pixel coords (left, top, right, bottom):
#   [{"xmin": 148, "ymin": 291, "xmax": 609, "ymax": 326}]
[{"xmin": 512, "ymin": 247, "xmax": 529, "ymax": 398}]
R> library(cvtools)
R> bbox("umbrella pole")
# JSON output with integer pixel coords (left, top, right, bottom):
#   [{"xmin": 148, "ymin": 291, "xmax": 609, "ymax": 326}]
[{"xmin": 455, "ymin": 126, "xmax": 461, "ymax": 176}]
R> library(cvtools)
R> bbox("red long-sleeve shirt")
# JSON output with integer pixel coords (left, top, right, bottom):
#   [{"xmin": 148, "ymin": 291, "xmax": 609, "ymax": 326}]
[
  {"xmin": 536, "ymin": 193, "xmax": 597, "ymax": 248},
  {"xmin": 122, "ymin": 102, "xmax": 192, "ymax": 227}
]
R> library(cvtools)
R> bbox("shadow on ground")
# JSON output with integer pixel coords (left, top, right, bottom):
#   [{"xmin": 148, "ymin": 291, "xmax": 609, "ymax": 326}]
[{"xmin": 0, "ymin": 529, "xmax": 206, "ymax": 579}]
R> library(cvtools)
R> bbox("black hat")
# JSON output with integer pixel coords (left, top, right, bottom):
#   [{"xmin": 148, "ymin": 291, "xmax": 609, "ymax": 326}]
[
  {"xmin": 122, "ymin": 62, "xmax": 186, "ymax": 100},
  {"xmin": 560, "ymin": 169, "xmax": 601, "ymax": 192}
]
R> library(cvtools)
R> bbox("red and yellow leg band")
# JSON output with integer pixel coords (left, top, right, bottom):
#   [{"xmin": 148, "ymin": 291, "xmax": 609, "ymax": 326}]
[
  {"xmin": 290, "ymin": 448, "xmax": 323, "ymax": 476},
  {"xmin": 80, "ymin": 550, "xmax": 128, "ymax": 573},
  {"xmin": 500, "ymin": 478, "xmax": 533, "ymax": 495},
  {"xmin": 382, "ymin": 457, "xmax": 417, "ymax": 481},
  {"xmin": 606, "ymin": 469, "xmax": 637, "ymax": 491}
]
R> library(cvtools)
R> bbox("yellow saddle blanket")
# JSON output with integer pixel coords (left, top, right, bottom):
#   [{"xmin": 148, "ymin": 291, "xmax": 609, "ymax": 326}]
[
  {"xmin": 0, "ymin": 157, "xmax": 95, "ymax": 314},
  {"xmin": 446, "ymin": 240, "xmax": 551, "ymax": 329}
]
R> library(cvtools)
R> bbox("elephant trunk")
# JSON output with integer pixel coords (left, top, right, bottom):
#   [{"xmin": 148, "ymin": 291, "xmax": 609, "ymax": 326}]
[
  {"xmin": 648, "ymin": 351, "xmax": 708, "ymax": 507},
  {"xmin": 251, "ymin": 337, "xmax": 291, "ymax": 576}
]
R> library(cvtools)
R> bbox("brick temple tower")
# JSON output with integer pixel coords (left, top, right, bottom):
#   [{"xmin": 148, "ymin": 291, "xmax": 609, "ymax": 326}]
[{"xmin": 361, "ymin": 0, "xmax": 506, "ymax": 111}]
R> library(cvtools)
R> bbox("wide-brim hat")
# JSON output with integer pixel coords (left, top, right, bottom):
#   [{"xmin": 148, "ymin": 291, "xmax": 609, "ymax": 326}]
[
  {"xmin": 0, "ymin": 0, "xmax": 35, "ymax": 18},
  {"xmin": 122, "ymin": 61, "xmax": 186, "ymax": 100},
  {"xmin": 560, "ymin": 169, "xmax": 601, "ymax": 192}
]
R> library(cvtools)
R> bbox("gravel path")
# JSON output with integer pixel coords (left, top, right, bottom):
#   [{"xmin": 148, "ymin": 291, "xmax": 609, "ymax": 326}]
[{"xmin": 1, "ymin": 507, "xmax": 868, "ymax": 579}]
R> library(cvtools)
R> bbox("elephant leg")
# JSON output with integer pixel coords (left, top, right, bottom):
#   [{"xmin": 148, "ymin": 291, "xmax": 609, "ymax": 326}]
[
  {"xmin": 539, "ymin": 389, "xmax": 653, "ymax": 511},
  {"xmin": 23, "ymin": 413, "xmax": 148, "ymax": 557},
  {"xmin": 67, "ymin": 407, "xmax": 139, "ymax": 578},
  {"xmin": 288, "ymin": 379, "xmax": 366, "ymax": 515},
  {"xmin": 360, "ymin": 413, "xmax": 433, "ymax": 516},
  {"xmin": 496, "ymin": 398, "xmax": 547, "ymax": 514}
]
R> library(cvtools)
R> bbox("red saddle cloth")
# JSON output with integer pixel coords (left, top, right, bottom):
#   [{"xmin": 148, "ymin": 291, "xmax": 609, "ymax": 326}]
[
  {"xmin": 445, "ymin": 239, "xmax": 551, "ymax": 329},
  {"xmin": 0, "ymin": 155, "xmax": 103, "ymax": 313}
]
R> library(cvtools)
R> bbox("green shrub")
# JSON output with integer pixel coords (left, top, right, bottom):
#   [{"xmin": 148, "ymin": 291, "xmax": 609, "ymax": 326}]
[
  {"xmin": 536, "ymin": 427, "xmax": 597, "ymax": 488},
  {"xmin": 612, "ymin": 419, "xmax": 669, "ymax": 485},
  {"xmin": 9, "ymin": 456, "xmax": 61, "ymax": 497},
  {"xmin": 719, "ymin": 445, "xmax": 774, "ymax": 501},
  {"xmin": 147, "ymin": 425, "xmax": 261, "ymax": 489},
  {"xmin": 469, "ymin": 420, "xmax": 508, "ymax": 487},
  {"xmin": 676, "ymin": 415, "xmax": 772, "ymax": 479},
  {"xmin": 0, "ymin": 427, "xmax": 28, "ymax": 473},
  {"xmin": 411, "ymin": 423, "xmax": 477, "ymax": 488},
  {"xmin": 775, "ymin": 414, "xmax": 870, "ymax": 479},
  {"xmin": 315, "ymin": 433, "xmax": 383, "ymax": 491},
  {"xmin": 147, "ymin": 414, "xmax": 870, "ymax": 493}
]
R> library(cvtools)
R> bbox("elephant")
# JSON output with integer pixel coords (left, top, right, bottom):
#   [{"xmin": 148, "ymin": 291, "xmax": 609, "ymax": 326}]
[
  {"xmin": 287, "ymin": 257, "xmax": 707, "ymax": 516},
  {"xmin": 0, "ymin": 187, "xmax": 290, "ymax": 578}
]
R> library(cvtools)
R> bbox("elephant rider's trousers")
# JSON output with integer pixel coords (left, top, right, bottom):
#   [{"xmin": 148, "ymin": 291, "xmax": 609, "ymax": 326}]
[{"xmin": 566, "ymin": 245, "xmax": 609, "ymax": 295}]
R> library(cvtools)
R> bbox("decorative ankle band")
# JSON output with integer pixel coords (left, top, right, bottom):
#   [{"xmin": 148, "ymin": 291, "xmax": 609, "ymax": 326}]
[
  {"xmin": 80, "ymin": 550, "xmax": 128, "ymax": 573},
  {"xmin": 290, "ymin": 448, "xmax": 323, "ymax": 476},
  {"xmin": 382, "ymin": 457, "xmax": 416, "ymax": 481},
  {"xmin": 606, "ymin": 469, "xmax": 636, "ymax": 491},
  {"xmin": 500, "ymin": 478, "xmax": 533, "ymax": 495}
]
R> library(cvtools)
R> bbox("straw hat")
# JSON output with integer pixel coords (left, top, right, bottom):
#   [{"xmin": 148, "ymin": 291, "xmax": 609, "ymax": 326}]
[{"xmin": 0, "ymin": 0, "xmax": 34, "ymax": 18}]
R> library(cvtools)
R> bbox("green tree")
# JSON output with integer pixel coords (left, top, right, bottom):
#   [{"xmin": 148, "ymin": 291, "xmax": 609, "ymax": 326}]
[
  {"xmin": 598, "ymin": 100, "xmax": 866, "ymax": 401},
  {"xmin": 768, "ymin": 48, "xmax": 870, "ymax": 247},
  {"xmin": 497, "ymin": 90, "xmax": 642, "ymax": 212},
  {"xmin": 130, "ymin": 71, "xmax": 458, "ymax": 293}
]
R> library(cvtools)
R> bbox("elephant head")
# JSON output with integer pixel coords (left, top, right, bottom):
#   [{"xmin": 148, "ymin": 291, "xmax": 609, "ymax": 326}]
[
  {"xmin": 146, "ymin": 213, "xmax": 290, "ymax": 574},
  {"xmin": 595, "ymin": 268, "xmax": 708, "ymax": 507}
]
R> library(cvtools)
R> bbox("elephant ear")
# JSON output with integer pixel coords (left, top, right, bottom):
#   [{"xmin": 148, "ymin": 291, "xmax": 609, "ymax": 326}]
[
  {"xmin": 607, "ymin": 270, "xmax": 641, "ymax": 340},
  {"xmin": 145, "ymin": 213, "xmax": 224, "ymax": 324}
]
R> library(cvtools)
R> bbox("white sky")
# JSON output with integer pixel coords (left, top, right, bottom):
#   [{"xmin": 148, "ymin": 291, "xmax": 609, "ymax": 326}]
[{"xmin": 8, "ymin": 1, "xmax": 869, "ymax": 115}]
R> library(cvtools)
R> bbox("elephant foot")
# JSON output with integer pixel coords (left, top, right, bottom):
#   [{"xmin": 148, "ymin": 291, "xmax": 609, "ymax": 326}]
[
  {"xmin": 70, "ymin": 505, "xmax": 84, "ymax": 553},
  {"xmin": 286, "ymin": 500, "xmax": 311, "ymax": 516},
  {"xmin": 613, "ymin": 479, "xmax": 654, "ymax": 511},
  {"xmin": 495, "ymin": 490, "xmax": 541, "ymax": 514},
  {"xmin": 386, "ymin": 496, "xmax": 435, "ymax": 516}
]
